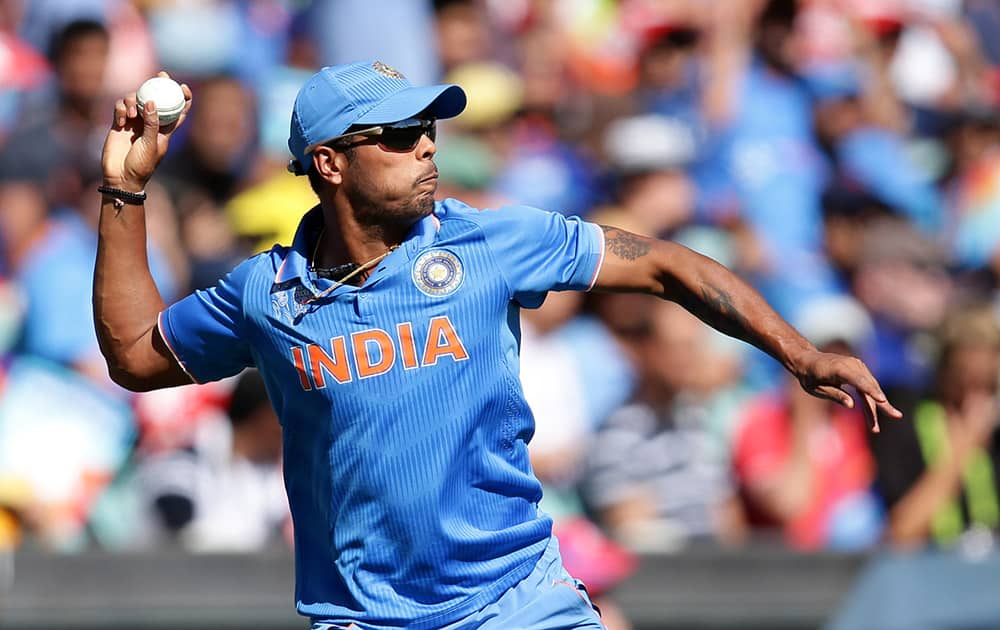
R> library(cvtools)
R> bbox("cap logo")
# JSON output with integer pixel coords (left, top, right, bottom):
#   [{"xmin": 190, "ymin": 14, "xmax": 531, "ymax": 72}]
[
  {"xmin": 413, "ymin": 250, "xmax": 463, "ymax": 297},
  {"xmin": 372, "ymin": 61, "xmax": 405, "ymax": 80}
]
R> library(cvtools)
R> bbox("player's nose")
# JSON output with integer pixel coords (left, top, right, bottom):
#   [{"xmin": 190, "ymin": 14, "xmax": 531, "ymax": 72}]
[{"xmin": 417, "ymin": 133, "xmax": 436, "ymax": 160}]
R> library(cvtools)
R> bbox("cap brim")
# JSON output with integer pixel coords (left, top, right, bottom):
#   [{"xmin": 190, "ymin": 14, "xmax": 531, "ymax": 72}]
[{"xmin": 355, "ymin": 84, "xmax": 467, "ymax": 126}]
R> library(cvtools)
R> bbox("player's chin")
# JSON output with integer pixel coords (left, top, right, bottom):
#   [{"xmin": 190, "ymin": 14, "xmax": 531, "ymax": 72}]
[
  {"xmin": 414, "ymin": 193, "xmax": 435, "ymax": 215},
  {"xmin": 394, "ymin": 193, "xmax": 434, "ymax": 221}
]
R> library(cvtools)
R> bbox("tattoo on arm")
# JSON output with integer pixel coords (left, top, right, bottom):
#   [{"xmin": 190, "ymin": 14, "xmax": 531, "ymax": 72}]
[
  {"xmin": 598, "ymin": 228, "xmax": 757, "ymax": 347},
  {"xmin": 696, "ymin": 282, "xmax": 753, "ymax": 339},
  {"xmin": 601, "ymin": 225, "xmax": 652, "ymax": 261}
]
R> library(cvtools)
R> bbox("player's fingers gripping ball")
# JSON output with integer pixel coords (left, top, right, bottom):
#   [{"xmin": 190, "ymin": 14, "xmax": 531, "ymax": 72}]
[{"xmin": 136, "ymin": 76, "xmax": 185, "ymax": 126}]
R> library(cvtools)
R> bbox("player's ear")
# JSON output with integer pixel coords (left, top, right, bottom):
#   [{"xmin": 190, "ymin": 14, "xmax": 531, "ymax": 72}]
[{"xmin": 313, "ymin": 147, "xmax": 344, "ymax": 186}]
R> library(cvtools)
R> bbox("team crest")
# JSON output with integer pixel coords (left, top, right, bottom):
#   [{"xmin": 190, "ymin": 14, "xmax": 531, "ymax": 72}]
[
  {"xmin": 372, "ymin": 61, "xmax": 405, "ymax": 80},
  {"xmin": 413, "ymin": 250, "xmax": 464, "ymax": 297}
]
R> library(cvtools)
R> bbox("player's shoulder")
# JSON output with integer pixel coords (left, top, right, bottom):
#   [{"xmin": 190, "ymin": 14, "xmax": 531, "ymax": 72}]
[
  {"xmin": 217, "ymin": 248, "xmax": 283, "ymax": 288},
  {"xmin": 436, "ymin": 197, "xmax": 554, "ymax": 232}
]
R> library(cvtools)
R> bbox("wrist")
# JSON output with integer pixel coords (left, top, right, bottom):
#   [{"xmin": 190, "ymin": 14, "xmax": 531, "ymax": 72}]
[
  {"xmin": 98, "ymin": 184, "xmax": 147, "ymax": 207},
  {"xmin": 102, "ymin": 177, "xmax": 146, "ymax": 194},
  {"xmin": 785, "ymin": 344, "xmax": 818, "ymax": 379}
]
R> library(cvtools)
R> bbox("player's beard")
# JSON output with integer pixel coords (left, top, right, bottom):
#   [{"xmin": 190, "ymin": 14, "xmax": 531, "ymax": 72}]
[{"xmin": 343, "ymin": 166, "xmax": 435, "ymax": 230}]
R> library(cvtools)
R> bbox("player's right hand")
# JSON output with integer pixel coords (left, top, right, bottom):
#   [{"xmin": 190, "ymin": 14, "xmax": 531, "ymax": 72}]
[
  {"xmin": 101, "ymin": 70, "xmax": 192, "ymax": 193},
  {"xmin": 794, "ymin": 349, "xmax": 903, "ymax": 433}
]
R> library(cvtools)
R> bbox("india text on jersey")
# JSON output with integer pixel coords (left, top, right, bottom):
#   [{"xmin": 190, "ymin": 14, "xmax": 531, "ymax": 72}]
[{"xmin": 289, "ymin": 315, "xmax": 469, "ymax": 390}]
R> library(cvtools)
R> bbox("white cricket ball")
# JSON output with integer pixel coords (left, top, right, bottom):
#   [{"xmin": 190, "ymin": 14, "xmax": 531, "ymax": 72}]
[{"xmin": 136, "ymin": 76, "xmax": 185, "ymax": 126}]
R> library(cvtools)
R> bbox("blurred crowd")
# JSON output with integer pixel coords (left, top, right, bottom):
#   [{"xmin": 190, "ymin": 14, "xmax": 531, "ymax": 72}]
[{"xmin": 3, "ymin": 0, "xmax": 1000, "ymax": 614}]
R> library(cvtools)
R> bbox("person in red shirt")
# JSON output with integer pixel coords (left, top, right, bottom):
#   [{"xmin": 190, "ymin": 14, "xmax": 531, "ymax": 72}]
[{"xmin": 733, "ymin": 296, "xmax": 883, "ymax": 550}]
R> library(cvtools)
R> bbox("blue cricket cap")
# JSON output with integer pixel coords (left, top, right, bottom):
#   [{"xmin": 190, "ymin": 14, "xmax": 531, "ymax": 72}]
[{"xmin": 288, "ymin": 60, "xmax": 467, "ymax": 174}]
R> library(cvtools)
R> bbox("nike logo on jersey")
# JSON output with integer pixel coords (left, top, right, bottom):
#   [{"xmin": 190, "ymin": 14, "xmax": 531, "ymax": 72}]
[{"xmin": 290, "ymin": 316, "xmax": 469, "ymax": 390}]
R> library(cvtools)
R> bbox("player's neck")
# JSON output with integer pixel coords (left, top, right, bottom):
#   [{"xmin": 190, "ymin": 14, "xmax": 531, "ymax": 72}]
[{"xmin": 315, "ymin": 203, "xmax": 408, "ymax": 272}]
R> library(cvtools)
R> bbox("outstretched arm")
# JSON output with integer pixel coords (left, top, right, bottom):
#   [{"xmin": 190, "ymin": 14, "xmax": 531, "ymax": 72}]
[
  {"xmin": 94, "ymin": 73, "xmax": 193, "ymax": 391},
  {"xmin": 593, "ymin": 226, "xmax": 903, "ymax": 429}
]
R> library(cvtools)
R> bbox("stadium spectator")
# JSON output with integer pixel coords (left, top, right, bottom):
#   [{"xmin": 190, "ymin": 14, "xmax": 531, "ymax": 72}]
[
  {"xmin": 433, "ymin": 0, "xmax": 494, "ymax": 74},
  {"xmin": 696, "ymin": 0, "xmax": 840, "ymax": 322},
  {"xmin": 584, "ymin": 297, "xmax": 747, "ymax": 552},
  {"xmin": 602, "ymin": 113, "xmax": 699, "ymax": 237},
  {"xmin": 156, "ymin": 74, "xmax": 258, "ymax": 289},
  {"xmin": 521, "ymin": 289, "xmax": 637, "ymax": 630},
  {"xmin": 0, "ymin": 0, "xmax": 997, "ymax": 581},
  {"xmin": 819, "ymin": 186, "xmax": 898, "ymax": 292},
  {"xmin": 435, "ymin": 60, "xmax": 523, "ymax": 210},
  {"xmin": 852, "ymin": 217, "xmax": 952, "ymax": 403},
  {"xmin": 0, "ymin": 166, "xmax": 179, "ymax": 387},
  {"xmin": 134, "ymin": 369, "xmax": 288, "ymax": 552},
  {"xmin": 6, "ymin": 18, "xmax": 110, "ymax": 209},
  {"xmin": 0, "ymin": 174, "xmax": 105, "ymax": 377},
  {"xmin": 874, "ymin": 306, "xmax": 1000, "ymax": 548},
  {"xmin": 733, "ymin": 295, "xmax": 883, "ymax": 551},
  {"xmin": 808, "ymin": 59, "xmax": 944, "ymax": 235},
  {"xmin": 0, "ymin": 1, "xmax": 49, "ymax": 136},
  {"xmin": 942, "ymin": 107, "xmax": 1000, "ymax": 275}
]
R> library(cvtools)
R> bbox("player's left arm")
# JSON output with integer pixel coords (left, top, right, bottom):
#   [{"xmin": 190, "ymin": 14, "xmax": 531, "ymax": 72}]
[{"xmin": 591, "ymin": 225, "xmax": 903, "ymax": 430}]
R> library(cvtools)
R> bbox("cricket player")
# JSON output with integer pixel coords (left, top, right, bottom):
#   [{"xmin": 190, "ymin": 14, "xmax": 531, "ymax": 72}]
[{"xmin": 94, "ymin": 61, "xmax": 901, "ymax": 629}]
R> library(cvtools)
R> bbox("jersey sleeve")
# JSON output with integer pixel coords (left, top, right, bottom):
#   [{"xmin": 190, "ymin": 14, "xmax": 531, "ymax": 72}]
[
  {"xmin": 477, "ymin": 205, "xmax": 605, "ymax": 308},
  {"xmin": 157, "ymin": 257, "xmax": 257, "ymax": 384}
]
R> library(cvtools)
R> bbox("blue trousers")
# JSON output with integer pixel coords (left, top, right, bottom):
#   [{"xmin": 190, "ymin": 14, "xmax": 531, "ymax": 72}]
[{"xmin": 312, "ymin": 537, "xmax": 605, "ymax": 629}]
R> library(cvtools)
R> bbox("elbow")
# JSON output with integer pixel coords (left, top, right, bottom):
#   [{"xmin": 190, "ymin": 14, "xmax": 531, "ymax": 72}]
[
  {"xmin": 642, "ymin": 242, "xmax": 679, "ymax": 296},
  {"xmin": 96, "ymin": 338, "xmax": 144, "ymax": 391},
  {"xmin": 99, "ymin": 345, "xmax": 139, "ymax": 391},
  {"xmin": 98, "ymin": 331, "xmax": 172, "ymax": 392},
  {"xmin": 107, "ymin": 365, "xmax": 154, "ymax": 392},
  {"xmin": 105, "ymin": 352, "xmax": 166, "ymax": 392}
]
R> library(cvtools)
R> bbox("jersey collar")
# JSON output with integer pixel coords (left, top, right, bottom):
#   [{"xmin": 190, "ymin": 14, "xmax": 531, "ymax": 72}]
[{"xmin": 272, "ymin": 203, "xmax": 442, "ymax": 292}]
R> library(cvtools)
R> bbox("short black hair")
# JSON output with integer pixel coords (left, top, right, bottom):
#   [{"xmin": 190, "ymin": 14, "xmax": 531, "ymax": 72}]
[{"xmin": 48, "ymin": 19, "xmax": 109, "ymax": 64}]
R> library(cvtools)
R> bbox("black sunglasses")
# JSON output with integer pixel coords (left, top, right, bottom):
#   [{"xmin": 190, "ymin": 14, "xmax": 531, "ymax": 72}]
[{"xmin": 311, "ymin": 117, "xmax": 437, "ymax": 154}]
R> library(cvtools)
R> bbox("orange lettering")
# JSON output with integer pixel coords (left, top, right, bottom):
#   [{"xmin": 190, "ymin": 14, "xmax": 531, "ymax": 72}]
[
  {"xmin": 308, "ymin": 337, "xmax": 352, "ymax": 387},
  {"xmin": 291, "ymin": 345, "xmax": 312, "ymax": 390},
  {"xmin": 353, "ymin": 328, "xmax": 396, "ymax": 378},
  {"xmin": 422, "ymin": 316, "xmax": 469, "ymax": 366},
  {"xmin": 397, "ymin": 322, "xmax": 419, "ymax": 369}
]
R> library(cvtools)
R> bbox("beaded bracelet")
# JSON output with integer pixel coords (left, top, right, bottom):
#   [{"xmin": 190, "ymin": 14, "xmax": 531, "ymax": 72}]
[{"xmin": 97, "ymin": 185, "xmax": 147, "ymax": 209}]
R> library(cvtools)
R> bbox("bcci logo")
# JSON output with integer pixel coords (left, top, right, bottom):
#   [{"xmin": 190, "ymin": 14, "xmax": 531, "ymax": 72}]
[
  {"xmin": 413, "ymin": 250, "xmax": 464, "ymax": 297},
  {"xmin": 372, "ymin": 61, "xmax": 405, "ymax": 80}
]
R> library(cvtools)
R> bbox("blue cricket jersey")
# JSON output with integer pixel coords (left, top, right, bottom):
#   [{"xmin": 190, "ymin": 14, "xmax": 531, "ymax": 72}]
[{"xmin": 158, "ymin": 198, "xmax": 605, "ymax": 627}]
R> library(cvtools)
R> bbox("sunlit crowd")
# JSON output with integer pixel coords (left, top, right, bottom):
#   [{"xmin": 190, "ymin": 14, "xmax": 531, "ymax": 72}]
[{"xmin": 2, "ymin": 5, "xmax": 1000, "ymax": 618}]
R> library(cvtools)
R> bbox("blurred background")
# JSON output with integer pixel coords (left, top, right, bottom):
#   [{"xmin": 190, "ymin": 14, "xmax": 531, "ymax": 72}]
[{"xmin": 3, "ymin": 0, "xmax": 1000, "ymax": 628}]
